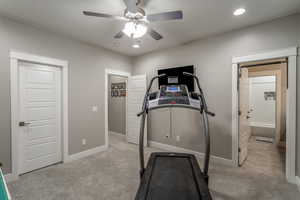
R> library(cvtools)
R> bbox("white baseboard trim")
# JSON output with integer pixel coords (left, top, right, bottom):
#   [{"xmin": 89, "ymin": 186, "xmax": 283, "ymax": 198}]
[
  {"xmin": 4, "ymin": 173, "xmax": 18, "ymax": 183},
  {"xmin": 149, "ymin": 141, "xmax": 234, "ymax": 166},
  {"xmin": 296, "ymin": 176, "xmax": 300, "ymax": 192},
  {"xmin": 65, "ymin": 145, "xmax": 108, "ymax": 163},
  {"xmin": 109, "ymin": 131, "xmax": 126, "ymax": 137},
  {"xmin": 250, "ymin": 122, "xmax": 275, "ymax": 129}
]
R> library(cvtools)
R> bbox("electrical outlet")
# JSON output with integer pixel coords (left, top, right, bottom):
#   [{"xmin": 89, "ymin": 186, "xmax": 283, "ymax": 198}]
[
  {"xmin": 176, "ymin": 136, "xmax": 180, "ymax": 142},
  {"xmin": 82, "ymin": 139, "xmax": 86, "ymax": 146}
]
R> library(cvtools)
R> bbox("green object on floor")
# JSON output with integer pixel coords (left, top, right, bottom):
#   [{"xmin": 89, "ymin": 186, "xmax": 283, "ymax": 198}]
[{"xmin": 0, "ymin": 168, "xmax": 10, "ymax": 200}]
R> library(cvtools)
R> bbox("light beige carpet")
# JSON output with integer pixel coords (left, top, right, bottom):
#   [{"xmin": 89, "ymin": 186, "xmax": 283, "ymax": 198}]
[
  {"xmin": 242, "ymin": 136, "xmax": 285, "ymax": 177},
  {"xmin": 8, "ymin": 134, "xmax": 299, "ymax": 200}
]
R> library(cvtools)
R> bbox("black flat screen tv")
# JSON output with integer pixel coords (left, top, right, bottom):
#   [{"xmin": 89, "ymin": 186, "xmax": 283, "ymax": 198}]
[{"xmin": 158, "ymin": 65, "xmax": 194, "ymax": 92}]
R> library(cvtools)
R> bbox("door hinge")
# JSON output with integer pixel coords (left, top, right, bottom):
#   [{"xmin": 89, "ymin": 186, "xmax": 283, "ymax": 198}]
[
  {"xmin": 238, "ymin": 110, "xmax": 242, "ymax": 116},
  {"xmin": 238, "ymin": 147, "xmax": 241, "ymax": 153}
]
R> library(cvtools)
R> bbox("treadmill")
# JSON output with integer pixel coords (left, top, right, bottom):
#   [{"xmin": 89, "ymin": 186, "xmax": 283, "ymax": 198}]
[{"xmin": 135, "ymin": 72, "xmax": 215, "ymax": 200}]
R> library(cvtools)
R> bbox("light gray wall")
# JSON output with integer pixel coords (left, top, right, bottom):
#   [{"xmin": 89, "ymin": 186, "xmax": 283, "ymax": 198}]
[
  {"xmin": 0, "ymin": 16, "xmax": 132, "ymax": 174},
  {"xmin": 251, "ymin": 127, "xmax": 275, "ymax": 138},
  {"xmin": 148, "ymin": 108, "xmax": 206, "ymax": 153},
  {"xmin": 132, "ymin": 13, "xmax": 300, "ymax": 169},
  {"xmin": 108, "ymin": 75, "xmax": 127, "ymax": 134},
  {"xmin": 1, "ymin": 12, "xmax": 299, "ymax": 178}
]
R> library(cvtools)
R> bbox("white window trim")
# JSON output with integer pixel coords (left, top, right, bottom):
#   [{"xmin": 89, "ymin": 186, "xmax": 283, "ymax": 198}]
[
  {"xmin": 104, "ymin": 69, "xmax": 131, "ymax": 147},
  {"xmin": 232, "ymin": 46, "xmax": 298, "ymax": 184},
  {"xmin": 10, "ymin": 51, "xmax": 69, "ymax": 181}
]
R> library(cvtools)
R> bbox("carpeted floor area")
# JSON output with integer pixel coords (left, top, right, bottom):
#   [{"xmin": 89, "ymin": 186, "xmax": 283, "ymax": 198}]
[
  {"xmin": 242, "ymin": 136, "xmax": 285, "ymax": 177},
  {"xmin": 8, "ymin": 134, "xmax": 299, "ymax": 200}
]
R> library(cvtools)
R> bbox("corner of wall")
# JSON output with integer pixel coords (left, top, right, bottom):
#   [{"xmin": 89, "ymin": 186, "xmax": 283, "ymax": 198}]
[
  {"xmin": 296, "ymin": 176, "xmax": 300, "ymax": 192},
  {"xmin": 65, "ymin": 145, "xmax": 108, "ymax": 163}
]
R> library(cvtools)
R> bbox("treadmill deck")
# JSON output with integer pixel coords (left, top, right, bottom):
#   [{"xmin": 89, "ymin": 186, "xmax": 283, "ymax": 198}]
[{"xmin": 135, "ymin": 152, "xmax": 212, "ymax": 200}]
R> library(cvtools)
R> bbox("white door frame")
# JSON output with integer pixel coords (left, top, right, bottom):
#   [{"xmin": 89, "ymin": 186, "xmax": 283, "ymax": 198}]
[
  {"xmin": 104, "ymin": 69, "xmax": 131, "ymax": 146},
  {"xmin": 232, "ymin": 47, "xmax": 298, "ymax": 183},
  {"xmin": 10, "ymin": 51, "xmax": 69, "ymax": 181}
]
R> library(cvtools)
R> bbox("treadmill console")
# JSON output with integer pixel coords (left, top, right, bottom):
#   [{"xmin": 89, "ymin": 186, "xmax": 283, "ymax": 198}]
[
  {"xmin": 159, "ymin": 85, "xmax": 189, "ymax": 105},
  {"xmin": 148, "ymin": 84, "xmax": 200, "ymax": 109}
]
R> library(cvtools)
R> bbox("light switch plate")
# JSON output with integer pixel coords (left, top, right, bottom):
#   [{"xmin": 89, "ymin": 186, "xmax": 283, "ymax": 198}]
[{"xmin": 92, "ymin": 106, "xmax": 98, "ymax": 112}]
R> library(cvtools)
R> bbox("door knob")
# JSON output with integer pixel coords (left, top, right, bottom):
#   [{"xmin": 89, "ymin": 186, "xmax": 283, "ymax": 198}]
[{"xmin": 19, "ymin": 121, "xmax": 31, "ymax": 126}]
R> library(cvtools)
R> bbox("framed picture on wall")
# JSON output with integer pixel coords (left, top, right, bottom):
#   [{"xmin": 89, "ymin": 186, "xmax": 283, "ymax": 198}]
[
  {"xmin": 264, "ymin": 91, "xmax": 276, "ymax": 100},
  {"xmin": 111, "ymin": 90, "xmax": 119, "ymax": 97},
  {"xmin": 120, "ymin": 89, "xmax": 126, "ymax": 97},
  {"xmin": 111, "ymin": 82, "xmax": 126, "ymax": 97}
]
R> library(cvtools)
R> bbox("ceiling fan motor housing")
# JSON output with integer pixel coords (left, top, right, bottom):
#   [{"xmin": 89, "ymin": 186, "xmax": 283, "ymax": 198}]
[{"xmin": 124, "ymin": 7, "xmax": 146, "ymax": 20}]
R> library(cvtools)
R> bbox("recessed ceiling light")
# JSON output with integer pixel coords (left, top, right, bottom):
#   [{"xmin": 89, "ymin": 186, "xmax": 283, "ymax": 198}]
[
  {"xmin": 233, "ymin": 8, "xmax": 246, "ymax": 16},
  {"xmin": 132, "ymin": 44, "xmax": 140, "ymax": 48}
]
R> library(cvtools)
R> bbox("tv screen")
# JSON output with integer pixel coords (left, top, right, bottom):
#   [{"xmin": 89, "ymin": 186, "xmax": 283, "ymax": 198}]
[{"xmin": 158, "ymin": 66, "xmax": 194, "ymax": 92}]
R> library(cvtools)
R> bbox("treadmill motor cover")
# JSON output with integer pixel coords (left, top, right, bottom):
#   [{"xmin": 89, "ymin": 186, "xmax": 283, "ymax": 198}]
[{"xmin": 135, "ymin": 153, "xmax": 212, "ymax": 200}]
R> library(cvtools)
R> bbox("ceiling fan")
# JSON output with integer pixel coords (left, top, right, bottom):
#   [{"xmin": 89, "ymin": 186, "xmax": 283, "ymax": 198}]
[{"xmin": 83, "ymin": 0, "xmax": 183, "ymax": 40}]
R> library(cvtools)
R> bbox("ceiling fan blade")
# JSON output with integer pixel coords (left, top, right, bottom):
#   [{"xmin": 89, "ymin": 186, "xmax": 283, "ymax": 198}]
[
  {"xmin": 147, "ymin": 10, "xmax": 183, "ymax": 22},
  {"xmin": 114, "ymin": 31, "xmax": 124, "ymax": 39},
  {"xmin": 83, "ymin": 11, "xmax": 127, "ymax": 21},
  {"xmin": 123, "ymin": 0, "xmax": 137, "ymax": 13},
  {"xmin": 149, "ymin": 28, "xmax": 163, "ymax": 40}
]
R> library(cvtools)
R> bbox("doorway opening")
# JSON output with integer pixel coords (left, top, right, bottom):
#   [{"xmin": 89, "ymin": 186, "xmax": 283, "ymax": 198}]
[
  {"xmin": 105, "ymin": 69, "xmax": 130, "ymax": 148},
  {"xmin": 238, "ymin": 58, "xmax": 287, "ymax": 177},
  {"xmin": 232, "ymin": 47, "xmax": 297, "ymax": 183},
  {"xmin": 105, "ymin": 69, "xmax": 147, "ymax": 148},
  {"xmin": 108, "ymin": 74, "xmax": 128, "ymax": 142}
]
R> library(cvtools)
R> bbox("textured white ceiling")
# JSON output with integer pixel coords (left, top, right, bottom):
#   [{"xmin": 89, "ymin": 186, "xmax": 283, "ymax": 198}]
[{"xmin": 0, "ymin": 0, "xmax": 299, "ymax": 56}]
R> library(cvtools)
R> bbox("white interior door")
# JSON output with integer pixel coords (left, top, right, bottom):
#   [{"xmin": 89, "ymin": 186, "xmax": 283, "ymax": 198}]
[
  {"xmin": 19, "ymin": 62, "xmax": 62, "ymax": 174},
  {"xmin": 238, "ymin": 67, "xmax": 251, "ymax": 166},
  {"xmin": 127, "ymin": 75, "xmax": 147, "ymax": 145}
]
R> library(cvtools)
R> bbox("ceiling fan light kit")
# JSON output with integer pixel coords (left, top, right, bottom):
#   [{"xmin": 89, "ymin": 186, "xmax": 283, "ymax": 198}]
[
  {"xmin": 83, "ymin": 0, "xmax": 183, "ymax": 42},
  {"xmin": 132, "ymin": 44, "xmax": 140, "ymax": 48},
  {"xmin": 123, "ymin": 21, "xmax": 148, "ymax": 38}
]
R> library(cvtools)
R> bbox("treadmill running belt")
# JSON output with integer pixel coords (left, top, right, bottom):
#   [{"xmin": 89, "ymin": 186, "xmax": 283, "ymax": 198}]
[
  {"xmin": 148, "ymin": 157, "xmax": 199, "ymax": 199},
  {"xmin": 135, "ymin": 153, "xmax": 212, "ymax": 200}
]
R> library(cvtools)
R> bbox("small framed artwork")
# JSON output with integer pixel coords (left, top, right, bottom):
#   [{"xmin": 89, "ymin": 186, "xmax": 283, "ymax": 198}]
[
  {"xmin": 264, "ymin": 91, "xmax": 276, "ymax": 101},
  {"xmin": 111, "ymin": 90, "xmax": 119, "ymax": 97},
  {"xmin": 111, "ymin": 82, "xmax": 126, "ymax": 97},
  {"xmin": 120, "ymin": 89, "xmax": 126, "ymax": 97}
]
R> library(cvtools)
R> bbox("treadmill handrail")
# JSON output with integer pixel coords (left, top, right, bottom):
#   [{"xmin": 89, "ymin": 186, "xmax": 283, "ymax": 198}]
[
  {"xmin": 183, "ymin": 72, "xmax": 215, "ymax": 116},
  {"xmin": 137, "ymin": 74, "xmax": 166, "ymax": 117},
  {"xmin": 137, "ymin": 72, "xmax": 214, "ymax": 179},
  {"xmin": 137, "ymin": 73, "xmax": 166, "ymax": 177},
  {"xmin": 183, "ymin": 72, "xmax": 213, "ymax": 176}
]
